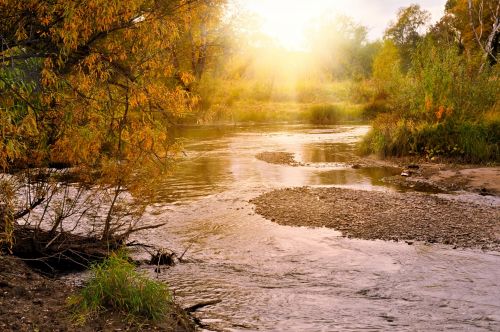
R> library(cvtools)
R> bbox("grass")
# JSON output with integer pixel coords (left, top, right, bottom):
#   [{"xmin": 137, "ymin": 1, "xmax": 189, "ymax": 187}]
[
  {"xmin": 224, "ymin": 101, "xmax": 305, "ymax": 123},
  {"xmin": 184, "ymin": 78, "xmax": 366, "ymax": 124},
  {"xmin": 361, "ymin": 99, "xmax": 390, "ymax": 120},
  {"xmin": 359, "ymin": 116, "xmax": 500, "ymax": 162},
  {"xmin": 68, "ymin": 251, "xmax": 175, "ymax": 325},
  {"xmin": 192, "ymin": 100, "xmax": 365, "ymax": 124}
]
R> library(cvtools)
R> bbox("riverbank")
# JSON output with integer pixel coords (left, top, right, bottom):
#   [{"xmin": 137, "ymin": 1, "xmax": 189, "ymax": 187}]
[
  {"xmin": 251, "ymin": 186, "xmax": 500, "ymax": 251},
  {"xmin": 381, "ymin": 159, "xmax": 500, "ymax": 195},
  {"xmin": 0, "ymin": 255, "xmax": 195, "ymax": 332}
]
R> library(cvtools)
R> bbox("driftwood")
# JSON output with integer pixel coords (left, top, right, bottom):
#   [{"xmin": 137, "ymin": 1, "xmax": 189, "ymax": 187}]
[
  {"xmin": 150, "ymin": 248, "xmax": 176, "ymax": 266},
  {"xmin": 184, "ymin": 299, "xmax": 222, "ymax": 313}
]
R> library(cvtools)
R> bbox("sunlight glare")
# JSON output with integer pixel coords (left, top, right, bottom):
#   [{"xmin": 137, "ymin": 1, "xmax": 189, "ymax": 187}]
[{"xmin": 241, "ymin": 0, "xmax": 354, "ymax": 50}]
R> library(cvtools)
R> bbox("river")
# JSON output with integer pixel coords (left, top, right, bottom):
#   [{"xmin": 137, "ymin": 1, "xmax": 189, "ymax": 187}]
[{"xmin": 134, "ymin": 124, "xmax": 500, "ymax": 331}]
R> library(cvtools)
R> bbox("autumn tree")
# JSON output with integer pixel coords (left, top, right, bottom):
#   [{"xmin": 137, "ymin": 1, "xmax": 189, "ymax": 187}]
[
  {"xmin": 444, "ymin": 0, "xmax": 500, "ymax": 66},
  {"xmin": 0, "ymin": 0, "xmax": 225, "ymax": 254},
  {"xmin": 170, "ymin": 0, "xmax": 232, "ymax": 81}
]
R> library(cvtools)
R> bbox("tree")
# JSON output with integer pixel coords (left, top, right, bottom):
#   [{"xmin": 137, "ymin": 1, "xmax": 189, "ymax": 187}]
[
  {"xmin": 444, "ymin": 0, "xmax": 500, "ymax": 65},
  {"xmin": 372, "ymin": 40, "xmax": 402, "ymax": 95},
  {"xmin": 308, "ymin": 16, "xmax": 377, "ymax": 80},
  {"xmin": 0, "ymin": 0, "xmax": 224, "ymax": 255},
  {"xmin": 170, "ymin": 0, "xmax": 232, "ymax": 81},
  {"xmin": 428, "ymin": 13, "xmax": 465, "ymax": 49},
  {"xmin": 384, "ymin": 4, "xmax": 431, "ymax": 71}
]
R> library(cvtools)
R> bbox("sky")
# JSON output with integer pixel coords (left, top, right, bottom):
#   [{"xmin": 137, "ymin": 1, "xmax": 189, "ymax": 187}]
[{"xmin": 235, "ymin": 0, "xmax": 448, "ymax": 49}]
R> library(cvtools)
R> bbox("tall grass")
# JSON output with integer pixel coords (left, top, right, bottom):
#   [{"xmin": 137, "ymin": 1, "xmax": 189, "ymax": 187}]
[
  {"xmin": 69, "ymin": 251, "xmax": 175, "ymax": 324},
  {"xmin": 360, "ymin": 119, "xmax": 500, "ymax": 162}
]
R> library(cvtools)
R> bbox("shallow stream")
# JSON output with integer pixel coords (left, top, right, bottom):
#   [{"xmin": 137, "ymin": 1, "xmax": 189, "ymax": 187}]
[{"xmin": 135, "ymin": 124, "xmax": 500, "ymax": 331}]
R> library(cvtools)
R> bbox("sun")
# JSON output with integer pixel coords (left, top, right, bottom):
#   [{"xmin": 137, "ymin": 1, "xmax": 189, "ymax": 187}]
[{"xmin": 239, "ymin": 0, "xmax": 353, "ymax": 50}]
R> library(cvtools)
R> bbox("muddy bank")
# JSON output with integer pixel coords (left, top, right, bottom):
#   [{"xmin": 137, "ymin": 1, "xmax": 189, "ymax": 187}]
[
  {"xmin": 251, "ymin": 187, "xmax": 500, "ymax": 251},
  {"xmin": 405, "ymin": 165, "xmax": 500, "ymax": 195},
  {"xmin": 0, "ymin": 255, "xmax": 195, "ymax": 332},
  {"xmin": 363, "ymin": 156, "xmax": 500, "ymax": 196},
  {"xmin": 0, "ymin": 255, "xmax": 75, "ymax": 332},
  {"xmin": 255, "ymin": 151, "xmax": 302, "ymax": 166}
]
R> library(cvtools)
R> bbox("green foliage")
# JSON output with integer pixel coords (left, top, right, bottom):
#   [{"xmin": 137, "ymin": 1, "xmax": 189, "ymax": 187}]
[
  {"xmin": 69, "ymin": 251, "xmax": 173, "ymax": 324},
  {"xmin": 347, "ymin": 80, "xmax": 375, "ymax": 104},
  {"xmin": 362, "ymin": 100, "xmax": 391, "ymax": 120},
  {"xmin": 304, "ymin": 105, "xmax": 341, "ymax": 124},
  {"xmin": 372, "ymin": 40, "xmax": 402, "ymax": 95},
  {"xmin": 404, "ymin": 40, "xmax": 497, "ymax": 121},
  {"xmin": 361, "ymin": 119, "xmax": 500, "ymax": 162},
  {"xmin": 308, "ymin": 16, "xmax": 380, "ymax": 80},
  {"xmin": 362, "ymin": 38, "xmax": 500, "ymax": 162},
  {"xmin": 384, "ymin": 4, "xmax": 431, "ymax": 71}
]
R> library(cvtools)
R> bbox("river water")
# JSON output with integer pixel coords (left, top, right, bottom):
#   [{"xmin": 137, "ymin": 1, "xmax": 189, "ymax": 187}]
[{"xmin": 134, "ymin": 124, "xmax": 500, "ymax": 331}]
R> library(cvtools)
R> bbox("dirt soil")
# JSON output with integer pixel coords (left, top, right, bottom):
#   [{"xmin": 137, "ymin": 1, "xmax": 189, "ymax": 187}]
[
  {"xmin": 251, "ymin": 187, "xmax": 500, "ymax": 251},
  {"xmin": 0, "ymin": 255, "xmax": 194, "ymax": 332},
  {"xmin": 365, "ymin": 157, "xmax": 500, "ymax": 195},
  {"xmin": 416, "ymin": 165, "xmax": 500, "ymax": 195},
  {"xmin": 255, "ymin": 151, "xmax": 303, "ymax": 166}
]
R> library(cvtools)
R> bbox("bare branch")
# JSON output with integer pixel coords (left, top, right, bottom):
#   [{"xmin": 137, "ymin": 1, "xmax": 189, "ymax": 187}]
[{"xmin": 14, "ymin": 197, "xmax": 45, "ymax": 220}]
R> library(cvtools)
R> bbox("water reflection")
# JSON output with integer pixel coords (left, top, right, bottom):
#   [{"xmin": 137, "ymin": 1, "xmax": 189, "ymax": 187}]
[
  {"xmin": 156, "ymin": 124, "xmax": 447, "ymax": 204},
  {"xmin": 155, "ymin": 154, "xmax": 233, "ymax": 204},
  {"xmin": 300, "ymin": 142, "xmax": 356, "ymax": 163}
]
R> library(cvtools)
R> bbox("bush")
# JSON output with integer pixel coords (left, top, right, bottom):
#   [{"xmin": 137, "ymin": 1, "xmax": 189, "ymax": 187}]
[
  {"xmin": 362, "ymin": 100, "xmax": 391, "ymax": 120},
  {"xmin": 303, "ymin": 104, "xmax": 364, "ymax": 124},
  {"xmin": 69, "ymin": 251, "xmax": 174, "ymax": 324},
  {"xmin": 306, "ymin": 104, "xmax": 341, "ymax": 124}
]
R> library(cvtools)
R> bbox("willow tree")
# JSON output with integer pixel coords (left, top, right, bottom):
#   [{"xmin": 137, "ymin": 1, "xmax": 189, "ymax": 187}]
[
  {"xmin": 171, "ymin": 0, "xmax": 232, "ymax": 80},
  {"xmin": 0, "ymin": 0, "xmax": 223, "ymax": 251}
]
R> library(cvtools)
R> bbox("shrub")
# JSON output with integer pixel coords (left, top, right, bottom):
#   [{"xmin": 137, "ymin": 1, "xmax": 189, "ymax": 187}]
[
  {"xmin": 69, "ymin": 251, "xmax": 174, "ymax": 324},
  {"xmin": 360, "ymin": 117, "xmax": 500, "ymax": 162},
  {"xmin": 303, "ymin": 104, "xmax": 364, "ymax": 124},
  {"xmin": 306, "ymin": 104, "xmax": 341, "ymax": 124},
  {"xmin": 362, "ymin": 100, "xmax": 391, "ymax": 120}
]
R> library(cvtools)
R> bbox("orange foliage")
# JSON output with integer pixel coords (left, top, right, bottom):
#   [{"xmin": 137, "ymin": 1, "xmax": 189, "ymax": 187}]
[{"xmin": 0, "ymin": 0, "xmax": 226, "ymax": 172}]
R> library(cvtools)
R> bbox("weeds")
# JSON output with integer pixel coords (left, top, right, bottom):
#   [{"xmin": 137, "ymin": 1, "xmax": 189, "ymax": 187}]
[
  {"xmin": 68, "ymin": 251, "xmax": 174, "ymax": 324},
  {"xmin": 361, "ymin": 100, "xmax": 390, "ymax": 120},
  {"xmin": 360, "ymin": 119, "xmax": 500, "ymax": 162}
]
